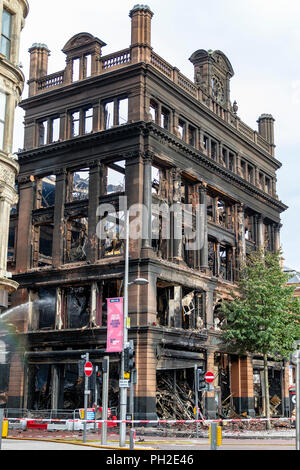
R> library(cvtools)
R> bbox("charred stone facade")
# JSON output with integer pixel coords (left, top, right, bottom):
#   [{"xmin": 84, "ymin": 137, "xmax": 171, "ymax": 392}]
[{"xmin": 6, "ymin": 5, "xmax": 289, "ymax": 418}]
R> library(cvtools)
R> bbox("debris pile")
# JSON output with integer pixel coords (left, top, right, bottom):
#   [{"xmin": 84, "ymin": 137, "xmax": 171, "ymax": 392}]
[{"xmin": 156, "ymin": 375, "xmax": 196, "ymax": 420}]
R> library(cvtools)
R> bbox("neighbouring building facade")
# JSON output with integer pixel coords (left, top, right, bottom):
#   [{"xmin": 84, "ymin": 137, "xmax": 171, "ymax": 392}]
[
  {"xmin": 5, "ymin": 5, "xmax": 291, "ymax": 418},
  {"xmin": 0, "ymin": 0, "xmax": 28, "ymax": 310}
]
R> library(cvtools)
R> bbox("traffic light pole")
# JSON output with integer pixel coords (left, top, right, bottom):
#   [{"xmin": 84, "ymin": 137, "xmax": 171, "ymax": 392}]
[
  {"xmin": 119, "ymin": 209, "xmax": 129, "ymax": 448},
  {"xmin": 194, "ymin": 365, "xmax": 199, "ymax": 438},
  {"xmin": 101, "ymin": 356, "xmax": 109, "ymax": 445},
  {"xmin": 83, "ymin": 352, "xmax": 89, "ymax": 444}
]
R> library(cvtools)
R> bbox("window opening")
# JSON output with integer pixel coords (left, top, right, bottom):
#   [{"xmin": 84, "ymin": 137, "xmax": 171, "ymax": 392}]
[
  {"xmin": 51, "ymin": 117, "xmax": 60, "ymax": 142},
  {"xmin": 104, "ymin": 101, "xmax": 114, "ymax": 129},
  {"xmin": 85, "ymin": 54, "xmax": 92, "ymax": 78},
  {"xmin": 38, "ymin": 120, "xmax": 48, "ymax": 146},
  {"xmin": 0, "ymin": 92, "xmax": 6, "ymax": 150},
  {"xmin": 66, "ymin": 217, "xmax": 88, "ymax": 263},
  {"xmin": 118, "ymin": 98, "xmax": 128, "ymax": 125},
  {"xmin": 38, "ymin": 224, "xmax": 54, "ymax": 267},
  {"xmin": 178, "ymin": 120, "xmax": 185, "ymax": 139},
  {"xmin": 84, "ymin": 107, "xmax": 93, "ymax": 134},
  {"xmin": 70, "ymin": 169, "xmax": 89, "ymax": 201},
  {"xmin": 107, "ymin": 167, "xmax": 125, "ymax": 194},
  {"xmin": 38, "ymin": 288, "xmax": 56, "ymax": 330},
  {"xmin": 149, "ymin": 101, "xmax": 157, "ymax": 122},
  {"xmin": 152, "ymin": 166, "xmax": 160, "ymax": 195},
  {"xmin": 7, "ymin": 225, "xmax": 15, "ymax": 261},
  {"xmin": 211, "ymin": 141, "xmax": 217, "ymax": 160},
  {"xmin": 65, "ymin": 286, "xmax": 90, "ymax": 329},
  {"xmin": 1, "ymin": 9, "xmax": 12, "ymax": 59},
  {"xmin": 188, "ymin": 126, "xmax": 196, "ymax": 147},
  {"xmin": 41, "ymin": 175, "xmax": 56, "ymax": 208},
  {"xmin": 161, "ymin": 108, "xmax": 170, "ymax": 130},
  {"xmin": 72, "ymin": 58, "xmax": 80, "ymax": 82},
  {"xmin": 71, "ymin": 111, "xmax": 80, "ymax": 137},
  {"xmin": 102, "ymin": 210, "xmax": 125, "ymax": 257}
]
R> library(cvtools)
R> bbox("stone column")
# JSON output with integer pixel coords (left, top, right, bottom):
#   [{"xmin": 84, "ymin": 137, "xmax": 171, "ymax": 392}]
[
  {"xmin": 257, "ymin": 215, "xmax": 265, "ymax": 250},
  {"xmin": 15, "ymin": 175, "xmax": 34, "ymax": 273},
  {"xmin": 274, "ymin": 223, "xmax": 281, "ymax": 252},
  {"xmin": 199, "ymin": 183, "xmax": 209, "ymax": 271},
  {"xmin": 237, "ymin": 204, "xmax": 246, "ymax": 268},
  {"xmin": 134, "ymin": 330, "xmax": 157, "ymax": 421},
  {"xmin": 87, "ymin": 161, "xmax": 101, "ymax": 263},
  {"xmin": 52, "ymin": 169, "xmax": 67, "ymax": 268},
  {"xmin": 230, "ymin": 355, "xmax": 255, "ymax": 417},
  {"xmin": 141, "ymin": 152, "xmax": 153, "ymax": 252},
  {"xmin": 171, "ymin": 168, "xmax": 183, "ymax": 261},
  {"xmin": 125, "ymin": 152, "xmax": 144, "ymax": 259}
]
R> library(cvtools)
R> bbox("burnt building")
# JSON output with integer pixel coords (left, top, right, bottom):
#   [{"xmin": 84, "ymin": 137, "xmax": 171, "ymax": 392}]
[{"xmin": 6, "ymin": 5, "xmax": 289, "ymax": 418}]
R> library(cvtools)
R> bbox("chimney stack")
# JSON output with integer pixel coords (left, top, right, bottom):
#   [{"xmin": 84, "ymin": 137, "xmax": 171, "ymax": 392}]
[
  {"xmin": 28, "ymin": 43, "xmax": 50, "ymax": 96},
  {"xmin": 257, "ymin": 114, "xmax": 275, "ymax": 156},
  {"xmin": 129, "ymin": 4, "xmax": 154, "ymax": 63}
]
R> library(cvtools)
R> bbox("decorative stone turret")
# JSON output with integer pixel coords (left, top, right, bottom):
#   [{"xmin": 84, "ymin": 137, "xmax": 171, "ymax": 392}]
[
  {"xmin": 257, "ymin": 114, "xmax": 275, "ymax": 156},
  {"xmin": 189, "ymin": 49, "xmax": 234, "ymax": 110},
  {"xmin": 28, "ymin": 43, "xmax": 50, "ymax": 96},
  {"xmin": 129, "ymin": 4, "xmax": 154, "ymax": 63}
]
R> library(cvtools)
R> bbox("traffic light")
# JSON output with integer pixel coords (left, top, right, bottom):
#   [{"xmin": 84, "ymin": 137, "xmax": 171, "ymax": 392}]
[
  {"xmin": 124, "ymin": 341, "xmax": 135, "ymax": 373},
  {"xmin": 197, "ymin": 369, "xmax": 206, "ymax": 391},
  {"xmin": 96, "ymin": 370, "xmax": 102, "ymax": 385}
]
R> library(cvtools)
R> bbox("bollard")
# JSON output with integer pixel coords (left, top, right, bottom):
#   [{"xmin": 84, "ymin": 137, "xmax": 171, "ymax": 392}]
[
  {"xmin": 129, "ymin": 428, "xmax": 136, "ymax": 450},
  {"xmin": 209, "ymin": 422, "xmax": 222, "ymax": 450}
]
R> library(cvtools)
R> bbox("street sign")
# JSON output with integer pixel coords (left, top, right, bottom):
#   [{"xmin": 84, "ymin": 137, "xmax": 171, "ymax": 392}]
[
  {"xmin": 80, "ymin": 408, "xmax": 95, "ymax": 420},
  {"xmin": 205, "ymin": 371, "xmax": 215, "ymax": 383},
  {"xmin": 84, "ymin": 361, "xmax": 93, "ymax": 377},
  {"xmin": 119, "ymin": 379, "xmax": 129, "ymax": 388}
]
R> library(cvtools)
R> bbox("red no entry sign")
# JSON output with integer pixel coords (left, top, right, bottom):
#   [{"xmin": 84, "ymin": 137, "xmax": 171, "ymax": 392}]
[
  {"xmin": 205, "ymin": 371, "xmax": 215, "ymax": 383},
  {"xmin": 84, "ymin": 361, "xmax": 93, "ymax": 377}
]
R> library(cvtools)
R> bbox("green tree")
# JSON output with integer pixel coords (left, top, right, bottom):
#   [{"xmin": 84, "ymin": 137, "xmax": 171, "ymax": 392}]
[{"xmin": 220, "ymin": 250, "xmax": 300, "ymax": 426}]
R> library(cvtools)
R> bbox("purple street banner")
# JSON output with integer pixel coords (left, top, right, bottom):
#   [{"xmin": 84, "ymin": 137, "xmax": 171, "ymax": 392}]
[{"xmin": 106, "ymin": 297, "xmax": 124, "ymax": 353}]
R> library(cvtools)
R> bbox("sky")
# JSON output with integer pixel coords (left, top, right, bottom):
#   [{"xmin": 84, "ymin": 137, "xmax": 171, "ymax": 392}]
[{"xmin": 13, "ymin": 0, "xmax": 300, "ymax": 270}]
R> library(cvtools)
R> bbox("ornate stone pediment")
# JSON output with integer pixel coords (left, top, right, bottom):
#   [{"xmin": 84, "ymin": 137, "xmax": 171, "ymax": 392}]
[{"xmin": 62, "ymin": 33, "xmax": 106, "ymax": 55}]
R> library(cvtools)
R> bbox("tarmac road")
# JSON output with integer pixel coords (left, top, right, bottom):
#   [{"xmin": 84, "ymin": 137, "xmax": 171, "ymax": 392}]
[
  {"xmin": 1, "ymin": 437, "xmax": 296, "ymax": 451},
  {"xmin": 1, "ymin": 439, "xmax": 99, "ymax": 450}
]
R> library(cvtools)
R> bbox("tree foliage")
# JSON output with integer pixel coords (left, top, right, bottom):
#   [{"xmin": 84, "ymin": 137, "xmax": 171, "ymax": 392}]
[{"xmin": 220, "ymin": 250, "xmax": 300, "ymax": 359}]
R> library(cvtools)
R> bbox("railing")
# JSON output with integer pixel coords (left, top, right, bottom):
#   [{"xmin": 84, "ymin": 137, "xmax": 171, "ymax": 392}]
[
  {"xmin": 257, "ymin": 133, "xmax": 271, "ymax": 152},
  {"xmin": 150, "ymin": 51, "xmax": 173, "ymax": 79},
  {"xmin": 3, "ymin": 407, "xmax": 119, "ymax": 420},
  {"xmin": 177, "ymin": 72, "xmax": 198, "ymax": 98},
  {"xmin": 237, "ymin": 120, "xmax": 255, "ymax": 140},
  {"xmin": 37, "ymin": 70, "xmax": 65, "ymax": 91},
  {"xmin": 101, "ymin": 49, "xmax": 131, "ymax": 71}
]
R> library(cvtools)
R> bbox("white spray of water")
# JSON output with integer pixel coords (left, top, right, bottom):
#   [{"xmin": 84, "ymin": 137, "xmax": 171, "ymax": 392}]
[{"xmin": 0, "ymin": 297, "xmax": 56, "ymax": 323}]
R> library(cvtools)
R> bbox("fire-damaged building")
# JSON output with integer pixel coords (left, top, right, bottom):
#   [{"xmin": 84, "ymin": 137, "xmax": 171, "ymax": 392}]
[{"xmin": 4, "ymin": 5, "xmax": 291, "ymax": 419}]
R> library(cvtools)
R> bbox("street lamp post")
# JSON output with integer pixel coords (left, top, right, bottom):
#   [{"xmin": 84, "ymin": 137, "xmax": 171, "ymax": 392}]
[
  {"xmin": 119, "ymin": 209, "xmax": 129, "ymax": 447},
  {"xmin": 119, "ymin": 209, "xmax": 149, "ymax": 448}
]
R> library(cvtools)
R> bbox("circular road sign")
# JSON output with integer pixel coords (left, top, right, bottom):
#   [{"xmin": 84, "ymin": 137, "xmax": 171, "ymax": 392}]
[
  {"xmin": 84, "ymin": 361, "xmax": 93, "ymax": 377},
  {"xmin": 205, "ymin": 371, "xmax": 215, "ymax": 383}
]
